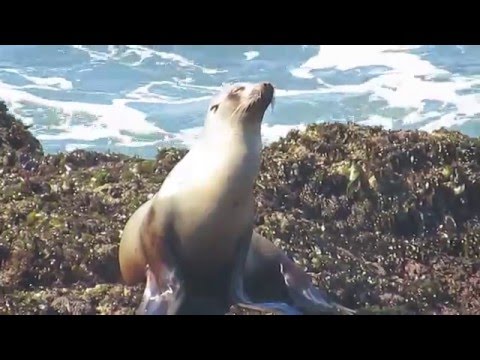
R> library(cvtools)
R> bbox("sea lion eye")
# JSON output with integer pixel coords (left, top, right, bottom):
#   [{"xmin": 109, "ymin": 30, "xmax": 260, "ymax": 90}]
[{"xmin": 210, "ymin": 104, "xmax": 219, "ymax": 112}]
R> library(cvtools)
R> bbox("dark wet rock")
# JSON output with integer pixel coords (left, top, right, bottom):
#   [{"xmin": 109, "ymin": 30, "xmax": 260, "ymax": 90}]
[{"xmin": 1, "ymin": 102, "xmax": 480, "ymax": 315}]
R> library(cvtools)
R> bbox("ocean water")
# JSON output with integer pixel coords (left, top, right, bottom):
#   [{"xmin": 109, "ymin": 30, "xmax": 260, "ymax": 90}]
[{"xmin": 0, "ymin": 45, "xmax": 479, "ymax": 159}]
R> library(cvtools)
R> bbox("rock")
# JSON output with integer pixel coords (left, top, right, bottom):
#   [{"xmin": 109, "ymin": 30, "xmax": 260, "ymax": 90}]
[{"xmin": 1, "ymin": 102, "xmax": 480, "ymax": 315}]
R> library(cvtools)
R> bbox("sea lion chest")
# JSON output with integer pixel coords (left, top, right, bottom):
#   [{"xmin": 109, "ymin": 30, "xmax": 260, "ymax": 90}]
[{"xmin": 158, "ymin": 142, "xmax": 260, "ymax": 274}]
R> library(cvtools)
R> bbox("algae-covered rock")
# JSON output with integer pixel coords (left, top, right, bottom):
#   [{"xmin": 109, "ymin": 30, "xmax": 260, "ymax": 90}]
[
  {"xmin": 1, "ymin": 102, "xmax": 479, "ymax": 315},
  {"xmin": 253, "ymin": 123, "xmax": 480, "ymax": 314},
  {"xmin": 0, "ymin": 101, "xmax": 43, "ymax": 159}
]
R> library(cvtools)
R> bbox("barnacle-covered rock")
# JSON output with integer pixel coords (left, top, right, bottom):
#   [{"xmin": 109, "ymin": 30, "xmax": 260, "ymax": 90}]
[
  {"xmin": 1, "ymin": 103, "xmax": 480, "ymax": 315},
  {"xmin": 254, "ymin": 123, "xmax": 480, "ymax": 314}
]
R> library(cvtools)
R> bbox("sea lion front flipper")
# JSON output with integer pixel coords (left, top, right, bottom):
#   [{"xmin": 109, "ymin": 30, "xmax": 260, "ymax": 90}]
[
  {"xmin": 228, "ymin": 227, "xmax": 254, "ymax": 304},
  {"xmin": 135, "ymin": 204, "xmax": 187, "ymax": 315},
  {"xmin": 279, "ymin": 261, "xmax": 356, "ymax": 315},
  {"xmin": 135, "ymin": 264, "xmax": 184, "ymax": 315}
]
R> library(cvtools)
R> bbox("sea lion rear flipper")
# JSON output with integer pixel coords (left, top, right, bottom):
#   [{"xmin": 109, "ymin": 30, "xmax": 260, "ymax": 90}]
[
  {"xmin": 229, "ymin": 229, "xmax": 303, "ymax": 315},
  {"xmin": 279, "ymin": 262, "xmax": 356, "ymax": 315},
  {"xmin": 136, "ymin": 264, "xmax": 184, "ymax": 315},
  {"xmin": 245, "ymin": 232, "xmax": 355, "ymax": 315}
]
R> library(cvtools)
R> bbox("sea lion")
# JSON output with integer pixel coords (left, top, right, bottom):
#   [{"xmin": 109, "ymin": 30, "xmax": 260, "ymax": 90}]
[{"xmin": 118, "ymin": 81, "xmax": 354, "ymax": 315}]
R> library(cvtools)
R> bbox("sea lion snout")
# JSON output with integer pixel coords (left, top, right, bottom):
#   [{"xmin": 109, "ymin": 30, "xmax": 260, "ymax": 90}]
[
  {"xmin": 260, "ymin": 82, "xmax": 274, "ymax": 93},
  {"xmin": 256, "ymin": 82, "xmax": 274, "ymax": 101},
  {"xmin": 248, "ymin": 82, "xmax": 274, "ymax": 111}
]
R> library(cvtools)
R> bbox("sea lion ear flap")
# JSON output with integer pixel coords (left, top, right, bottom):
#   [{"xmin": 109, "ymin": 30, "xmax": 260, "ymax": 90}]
[{"xmin": 209, "ymin": 104, "xmax": 219, "ymax": 113}]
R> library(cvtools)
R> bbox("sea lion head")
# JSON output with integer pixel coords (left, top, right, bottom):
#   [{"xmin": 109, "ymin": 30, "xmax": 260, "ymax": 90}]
[{"xmin": 204, "ymin": 82, "xmax": 275, "ymax": 132}]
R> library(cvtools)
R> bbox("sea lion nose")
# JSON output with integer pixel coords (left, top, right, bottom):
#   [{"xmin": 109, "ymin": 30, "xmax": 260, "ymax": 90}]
[
  {"xmin": 260, "ymin": 82, "xmax": 274, "ymax": 99},
  {"xmin": 262, "ymin": 82, "xmax": 273, "ymax": 91}
]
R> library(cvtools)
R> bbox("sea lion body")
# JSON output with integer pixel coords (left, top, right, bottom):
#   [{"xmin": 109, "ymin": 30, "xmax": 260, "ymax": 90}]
[
  {"xmin": 119, "ymin": 81, "xmax": 355, "ymax": 315},
  {"xmin": 119, "ymin": 82, "xmax": 270, "ymax": 313},
  {"xmin": 158, "ymin": 129, "xmax": 260, "ymax": 300}
]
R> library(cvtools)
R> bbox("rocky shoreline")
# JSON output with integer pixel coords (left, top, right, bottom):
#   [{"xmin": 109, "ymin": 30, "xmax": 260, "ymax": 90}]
[{"xmin": 1, "ymin": 101, "xmax": 479, "ymax": 315}]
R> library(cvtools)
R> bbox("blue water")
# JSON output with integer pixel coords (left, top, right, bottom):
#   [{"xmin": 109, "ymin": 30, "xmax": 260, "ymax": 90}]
[{"xmin": 0, "ymin": 45, "xmax": 479, "ymax": 159}]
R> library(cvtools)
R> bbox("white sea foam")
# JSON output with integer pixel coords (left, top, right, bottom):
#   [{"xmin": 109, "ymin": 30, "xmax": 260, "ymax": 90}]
[
  {"xmin": 0, "ymin": 68, "xmax": 73, "ymax": 91},
  {"xmin": 290, "ymin": 45, "xmax": 480, "ymax": 132},
  {"xmin": 294, "ymin": 45, "xmax": 426, "ymax": 73},
  {"xmin": 123, "ymin": 45, "xmax": 195, "ymax": 68},
  {"xmin": 124, "ymin": 45, "xmax": 227, "ymax": 74},
  {"xmin": 71, "ymin": 45, "xmax": 117, "ymax": 62},
  {"xmin": 37, "ymin": 125, "xmax": 130, "ymax": 142},
  {"xmin": 0, "ymin": 80, "xmax": 168, "ymax": 144},
  {"xmin": 65, "ymin": 143, "xmax": 93, "ymax": 152},
  {"xmin": 120, "ymin": 139, "xmax": 164, "ymax": 148},
  {"xmin": 261, "ymin": 123, "xmax": 307, "ymax": 145},
  {"xmin": 244, "ymin": 51, "xmax": 259, "ymax": 61},
  {"xmin": 71, "ymin": 45, "xmax": 227, "ymax": 75},
  {"xmin": 22, "ymin": 75, "xmax": 73, "ymax": 90},
  {"xmin": 169, "ymin": 122, "xmax": 308, "ymax": 150},
  {"xmin": 125, "ymin": 81, "xmax": 217, "ymax": 104},
  {"xmin": 173, "ymin": 126, "xmax": 204, "ymax": 148},
  {"xmin": 358, "ymin": 115, "xmax": 394, "ymax": 130},
  {"xmin": 290, "ymin": 67, "xmax": 315, "ymax": 79}
]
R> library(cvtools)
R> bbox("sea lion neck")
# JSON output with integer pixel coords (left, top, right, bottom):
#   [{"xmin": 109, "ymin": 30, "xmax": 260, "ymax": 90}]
[{"xmin": 201, "ymin": 116, "xmax": 262, "ymax": 153}]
